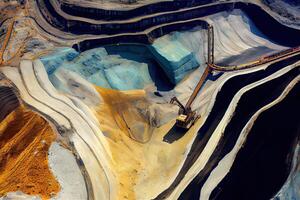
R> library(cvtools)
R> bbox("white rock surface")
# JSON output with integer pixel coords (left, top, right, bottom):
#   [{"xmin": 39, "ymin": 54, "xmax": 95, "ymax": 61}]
[
  {"xmin": 0, "ymin": 192, "xmax": 40, "ymax": 200},
  {"xmin": 49, "ymin": 142, "xmax": 87, "ymax": 200}
]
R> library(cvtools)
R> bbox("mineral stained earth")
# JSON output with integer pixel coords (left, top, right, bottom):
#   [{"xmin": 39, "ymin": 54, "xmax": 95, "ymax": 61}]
[{"xmin": 0, "ymin": 0, "xmax": 299, "ymax": 200}]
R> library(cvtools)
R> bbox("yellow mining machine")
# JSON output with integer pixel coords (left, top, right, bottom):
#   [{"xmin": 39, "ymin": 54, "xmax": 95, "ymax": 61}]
[{"xmin": 170, "ymin": 25, "xmax": 214, "ymax": 129}]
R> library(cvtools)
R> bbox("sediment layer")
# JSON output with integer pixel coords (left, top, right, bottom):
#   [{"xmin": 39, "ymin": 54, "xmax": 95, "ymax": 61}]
[
  {"xmin": 0, "ymin": 105, "xmax": 60, "ymax": 199},
  {"xmin": 34, "ymin": 1, "xmax": 300, "ymax": 49}
]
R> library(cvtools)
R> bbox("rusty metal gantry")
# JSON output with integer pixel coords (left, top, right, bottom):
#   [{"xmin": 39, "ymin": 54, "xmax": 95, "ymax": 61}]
[{"xmin": 171, "ymin": 24, "xmax": 214, "ymax": 129}]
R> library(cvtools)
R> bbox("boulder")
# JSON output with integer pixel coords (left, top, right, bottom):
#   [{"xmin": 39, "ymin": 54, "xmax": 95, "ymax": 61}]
[{"xmin": 149, "ymin": 34, "xmax": 199, "ymax": 84}]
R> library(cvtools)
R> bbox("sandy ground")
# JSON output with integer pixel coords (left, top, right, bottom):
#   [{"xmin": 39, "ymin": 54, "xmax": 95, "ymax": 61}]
[
  {"xmin": 93, "ymin": 94, "xmax": 203, "ymax": 199},
  {"xmin": 24, "ymin": 60, "xmax": 214, "ymax": 200},
  {"xmin": 23, "ymin": 57, "xmax": 279, "ymax": 200},
  {"xmin": 94, "ymin": 87, "xmax": 154, "ymax": 143}
]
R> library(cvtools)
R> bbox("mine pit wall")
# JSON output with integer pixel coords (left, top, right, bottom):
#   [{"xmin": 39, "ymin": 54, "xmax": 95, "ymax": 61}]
[
  {"xmin": 0, "ymin": 86, "xmax": 19, "ymax": 122},
  {"xmin": 73, "ymin": 20, "xmax": 208, "ymax": 52},
  {"xmin": 210, "ymin": 81, "xmax": 300, "ymax": 200},
  {"xmin": 59, "ymin": 0, "xmax": 216, "ymax": 20},
  {"xmin": 179, "ymin": 66, "xmax": 300, "ymax": 200},
  {"xmin": 154, "ymin": 54, "xmax": 300, "ymax": 199},
  {"xmin": 39, "ymin": 0, "xmax": 217, "ymax": 35},
  {"xmin": 38, "ymin": 0, "xmax": 300, "ymax": 49}
]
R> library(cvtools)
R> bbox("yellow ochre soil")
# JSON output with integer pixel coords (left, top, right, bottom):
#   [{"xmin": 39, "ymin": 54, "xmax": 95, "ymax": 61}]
[
  {"xmin": 94, "ymin": 86, "xmax": 150, "ymax": 199},
  {"xmin": 0, "ymin": 105, "xmax": 60, "ymax": 199},
  {"xmin": 94, "ymin": 86, "xmax": 153, "ymax": 143},
  {"xmin": 93, "ymin": 86, "xmax": 201, "ymax": 200}
]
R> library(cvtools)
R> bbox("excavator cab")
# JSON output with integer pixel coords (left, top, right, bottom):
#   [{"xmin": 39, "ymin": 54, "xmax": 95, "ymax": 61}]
[
  {"xmin": 176, "ymin": 111, "xmax": 197, "ymax": 129},
  {"xmin": 170, "ymin": 97, "xmax": 198, "ymax": 129}
]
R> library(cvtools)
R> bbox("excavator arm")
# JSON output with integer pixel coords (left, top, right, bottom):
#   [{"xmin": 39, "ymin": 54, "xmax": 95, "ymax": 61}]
[
  {"xmin": 170, "ymin": 97, "xmax": 186, "ymax": 114},
  {"xmin": 170, "ymin": 24, "xmax": 214, "ymax": 129}
]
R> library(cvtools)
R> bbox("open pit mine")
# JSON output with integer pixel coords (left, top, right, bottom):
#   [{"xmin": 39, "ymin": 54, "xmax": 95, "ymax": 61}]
[{"xmin": 0, "ymin": 0, "xmax": 299, "ymax": 200}]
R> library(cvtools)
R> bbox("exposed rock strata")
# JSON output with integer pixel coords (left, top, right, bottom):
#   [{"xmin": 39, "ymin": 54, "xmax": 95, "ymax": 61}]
[{"xmin": 0, "ymin": 0, "xmax": 299, "ymax": 199}]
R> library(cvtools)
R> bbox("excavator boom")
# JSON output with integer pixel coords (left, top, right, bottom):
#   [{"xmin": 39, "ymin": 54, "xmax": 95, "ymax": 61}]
[{"xmin": 170, "ymin": 25, "xmax": 214, "ymax": 129}]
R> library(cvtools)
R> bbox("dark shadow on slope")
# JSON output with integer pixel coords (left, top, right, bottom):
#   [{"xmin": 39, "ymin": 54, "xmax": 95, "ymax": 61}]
[
  {"xmin": 211, "ymin": 81, "xmax": 300, "ymax": 200},
  {"xmin": 154, "ymin": 54, "xmax": 300, "ymax": 199},
  {"xmin": 179, "ymin": 65, "xmax": 299, "ymax": 200},
  {"xmin": 163, "ymin": 125, "xmax": 188, "ymax": 143}
]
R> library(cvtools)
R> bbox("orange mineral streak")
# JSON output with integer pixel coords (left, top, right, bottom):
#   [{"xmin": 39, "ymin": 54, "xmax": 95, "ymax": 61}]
[
  {"xmin": 0, "ymin": 19, "xmax": 15, "ymax": 65},
  {"xmin": 0, "ymin": 105, "xmax": 60, "ymax": 199}
]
